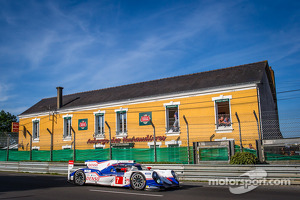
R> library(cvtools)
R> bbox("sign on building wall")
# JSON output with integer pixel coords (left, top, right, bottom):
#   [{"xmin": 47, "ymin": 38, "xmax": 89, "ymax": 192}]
[
  {"xmin": 11, "ymin": 122, "xmax": 19, "ymax": 132},
  {"xmin": 78, "ymin": 119, "xmax": 88, "ymax": 130},
  {"xmin": 139, "ymin": 112, "xmax": 152, "ymax": 126}
]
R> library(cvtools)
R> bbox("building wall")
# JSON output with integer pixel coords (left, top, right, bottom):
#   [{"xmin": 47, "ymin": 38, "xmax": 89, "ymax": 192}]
[
  {"xmin": 258, "ymin": 70, "xmax": 282, "ymax": 139},
  {"xmin": 18, "ymin": 87, "xmax": 260, "ymax": 151}
]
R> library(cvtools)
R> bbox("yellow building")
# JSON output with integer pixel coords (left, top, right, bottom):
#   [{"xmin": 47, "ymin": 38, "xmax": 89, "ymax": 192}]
[{"xmin": 18, "ymin": 61, "xmax": 281, "ymax": 151}]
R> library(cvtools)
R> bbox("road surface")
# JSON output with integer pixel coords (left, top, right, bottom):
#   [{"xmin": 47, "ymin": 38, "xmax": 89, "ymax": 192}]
[{"xmin": 0, "ymin": 172, "xmax": 299, "ymax": 200}]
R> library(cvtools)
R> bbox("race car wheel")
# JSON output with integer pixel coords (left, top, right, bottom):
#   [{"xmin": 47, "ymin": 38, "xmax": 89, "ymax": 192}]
[
  {"xmin": 130, "ymin": 173, "xmax": 146, "ymax": 190},
  {"xmin": 74, "ymin": 170, "xmax": 86, "ymax": 186}
]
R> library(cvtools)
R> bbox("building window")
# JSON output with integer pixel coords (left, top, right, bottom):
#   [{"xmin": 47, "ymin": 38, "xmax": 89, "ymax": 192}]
[
  {"xmin": 168, "ymin": 144, "xmax": 179, "ymax": 148},
  {"xmin": 165, "ymin": 140, "xmax": 182, "ymax": 147},
  {"xmin": 94, "ymin": 111, "xmax": 105, "ymax": 138},
  {"xmin": 212, "ymin": 95, "xmax": 232, "ymax": 131},
  {"xmin": 115, "ymin": 108, "xmax": 128, "ymax": 136},
  {"xmin": 32, "ymin": 146, "xmax": 40, "ymax": 151},
  {"xmin": 62, "ymin": 145, "xmax": 72, "ymax": 150},
  {"xmin": 95, "ymin": 144, "xmax": 105, "ymax": 149},
  {"xmin": 63, "ymin": 115, "xmax": 72, "ymax": 140},
  {"xmin": 147, "ymin": 142, "xmax": 162, "ymax": 148},
  {"xmin": 164, "ymin": 102, "xmax": 180, "ymax": 134},
  {"xmin": 32, "ymin": 119, "xmax": 40, "ymax": 141}
]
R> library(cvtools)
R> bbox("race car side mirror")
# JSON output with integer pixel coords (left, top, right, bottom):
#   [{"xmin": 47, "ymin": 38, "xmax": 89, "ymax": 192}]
[
  {"xmin": 121, "ymin": 168, "xmax": 127, "ymax": 172},
  {"xmin": 147, "ymin": 167, "xmax": 152, "ymax": 170}
]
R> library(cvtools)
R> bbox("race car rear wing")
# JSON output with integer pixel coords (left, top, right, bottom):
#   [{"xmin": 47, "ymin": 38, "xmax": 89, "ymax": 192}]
[{"xmin": 67, "ymin": 160, "xmax": 87, "ymax": 181}]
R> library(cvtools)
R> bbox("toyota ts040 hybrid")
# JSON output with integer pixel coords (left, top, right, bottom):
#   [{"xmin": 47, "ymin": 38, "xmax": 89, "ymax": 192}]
[{"xmin": 67, "ymin": 160, "xmax": 179, "ymax": 190}]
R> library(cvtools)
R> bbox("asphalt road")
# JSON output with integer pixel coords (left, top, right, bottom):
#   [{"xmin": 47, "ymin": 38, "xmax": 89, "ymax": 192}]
[{"xmin": 0, "ymin": 172, "xmax": 299, "ymax": 200}]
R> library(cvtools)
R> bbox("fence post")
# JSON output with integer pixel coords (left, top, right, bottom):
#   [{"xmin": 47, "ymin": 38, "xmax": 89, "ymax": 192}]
[
  {"xmin": 46, "ymin": 128, "xmax": 53, "ymax": 161},
  {"xmin": 5, "ymin": 133, "xmax": 10, "ymax": 161},
  {"xmin": 253, "ymin": 110, "xmax": 261, "ymax": 140},
  {"xmin": 26, "ymin": 130, "xmax": 32, "ymax": 160},
  {"xmin": 183, "ymin": 115, "xmax": 190, "ymax": 164},
  {"xmin": 149, "ymin": 120, "xmax": 157, "ymax": 162},
  {"xmin": 235, "ymin": 112, "xmax": 243, "ymax": 152},
  {"xmin": 51, "ymin": 111, "xmax": 55, "ymax": 161},
  {"xmin": 71, "ymin": 126, "xmax": 76, "ymax": 161},
  {"xmin": 105, "ymin": 121, "xmax": 112, "ymax": 160},
  {"xmin": 253, "ymin": 110, "xmax": 265, "ymax": 162}
]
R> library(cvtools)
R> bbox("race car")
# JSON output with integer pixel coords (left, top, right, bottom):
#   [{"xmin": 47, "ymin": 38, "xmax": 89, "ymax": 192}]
[{"xmin": 67, "ymin": 160, "xmax": 179, "ymax": 190}]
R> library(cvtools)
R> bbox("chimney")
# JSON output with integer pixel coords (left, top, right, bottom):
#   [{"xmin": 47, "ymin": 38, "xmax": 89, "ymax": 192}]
[{"xmin": 56, "ymin": 87, "xmax": 64, "ymax": 109}]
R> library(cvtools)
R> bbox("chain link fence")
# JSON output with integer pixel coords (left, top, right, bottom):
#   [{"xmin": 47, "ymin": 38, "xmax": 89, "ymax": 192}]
[{"xmin": 1, "ymin": 109, "xmax": 299, "ymax": 163}]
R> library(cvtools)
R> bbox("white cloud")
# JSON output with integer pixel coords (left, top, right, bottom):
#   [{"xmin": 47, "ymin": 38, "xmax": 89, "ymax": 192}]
[{"xmin": 0, "ymin": 83, "xmax": 10, "ymax": 102}]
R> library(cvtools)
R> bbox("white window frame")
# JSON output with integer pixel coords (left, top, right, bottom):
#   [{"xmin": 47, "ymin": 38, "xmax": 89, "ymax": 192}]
[
  {"xmin": 32, "ymin": 146, "xmax": 40, "ymax": 151},
  {"xmin": 32, "ymin": 118, "xmax": 40, "ymax": 142},
  {"xmin": 62, "ymin": 145, "xmax": 72, "ymax": 150},
  {"xmin": 165, "ymin": 140, "xmax": 182, "ymax": 147},
  {"xmin": 147, "ymin": 142, "xmax": 162, "ymax": 148},
  {"xmin": 164, "ymin": 101, "xmax": 180, "ymax": 135},
  {"xmin": 94, "ymin": 110, "xmax": 106, "ymax": 138},
  {"xmin": 212, "ymin": 95, "xmax": 233, "ymax": 133},
  {"xmin": 115, "ymin": 108, "xmax": 128, "ymax": 138},
  {"xmin": 94, "ymin": 143, "xmax": 105, "ymax": 149},
  {"xmin": 214, "ymin": 137, "xmax": 234, "ymax": 141},
  {"xmin": 63, "ymin": 114, "xmax": 73, "ymax": 141}
]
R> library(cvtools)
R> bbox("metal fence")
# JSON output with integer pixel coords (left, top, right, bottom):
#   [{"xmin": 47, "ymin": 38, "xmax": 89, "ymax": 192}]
[{"xmin": 1, "ymin": 110, "xmax": 300, "ymax": 163}]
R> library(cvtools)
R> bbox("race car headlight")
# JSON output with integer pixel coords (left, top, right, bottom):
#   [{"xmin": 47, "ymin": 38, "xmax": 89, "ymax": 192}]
[
  {"xmin": 171, "ymin": 170, "xmax": 178, "ymax": 181},
  {"xmin": 152, "ymin": 171, "xmax": 162, "ymax": 184}
]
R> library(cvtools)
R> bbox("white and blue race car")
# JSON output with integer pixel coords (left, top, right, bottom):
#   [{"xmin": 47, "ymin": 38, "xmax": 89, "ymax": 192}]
[{"xmin": 68, "ymin": 160, "xmax": 179, "ymax": 190}]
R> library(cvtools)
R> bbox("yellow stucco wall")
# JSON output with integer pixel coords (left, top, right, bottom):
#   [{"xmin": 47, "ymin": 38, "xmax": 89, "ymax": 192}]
[{"xmin": 18, "ymin": 88, "xmax": 260, "ymax": 150}]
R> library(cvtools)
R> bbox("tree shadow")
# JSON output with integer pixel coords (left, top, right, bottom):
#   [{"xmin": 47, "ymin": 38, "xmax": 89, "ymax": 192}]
[{"xmin": 0, "ymin": 172, "xmax": 73, "ymax": 194}]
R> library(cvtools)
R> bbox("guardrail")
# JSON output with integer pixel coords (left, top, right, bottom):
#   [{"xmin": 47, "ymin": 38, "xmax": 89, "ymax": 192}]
[
  {"xmin": 1, "ymin": 162, "xmax": 299, "ymax": 184},
  {"xmin": 0, "ymin": 161, "xmax": 68, "ymax": 174},
  {"xmin": 147, "ymin": 164, "xmax": 300, "ymax": 183}
]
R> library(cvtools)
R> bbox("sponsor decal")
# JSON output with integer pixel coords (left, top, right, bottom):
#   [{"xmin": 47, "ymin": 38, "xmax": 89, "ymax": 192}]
[
  {"xmin": 139, "ymin": 112, "xmax": 152, "ymax": 126},
  {"xmin": 86, "ymin": 162, "xmax": 98, "ymax": 168},
  {"xmin": 78, "ymin": 119, "xmax": 88, "ymax": 130},
  {"xmin": 68, "ymin": 160, "xmax": 74, "ymax": 169},
  {"xmin": 86, "ymin": 176, "xmax": 100, "ymax": 181},
  {"xmin": 86, "ymin": 172, "xmax": 101, "ymax": 182},
  {"xmin": 115, "ymin": 176, "xmax": 123, "ymax": 184}
]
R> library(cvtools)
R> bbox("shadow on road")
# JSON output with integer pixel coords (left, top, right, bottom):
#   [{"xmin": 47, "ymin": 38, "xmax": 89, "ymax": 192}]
[{"xmin": 0, "ymin": 172, "xmax": 73, "ymax": 193}]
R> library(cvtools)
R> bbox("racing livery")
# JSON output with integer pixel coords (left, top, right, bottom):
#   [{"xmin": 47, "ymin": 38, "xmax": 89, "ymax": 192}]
[{"xmin": 68, "ymin": 160, "xmax": 179, "ymax": 190}]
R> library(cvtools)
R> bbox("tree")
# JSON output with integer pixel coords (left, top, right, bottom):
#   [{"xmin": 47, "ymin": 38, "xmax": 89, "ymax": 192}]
[{"xmin": 0, "ymin": 110, "xmax": 17, "ymax": 133}]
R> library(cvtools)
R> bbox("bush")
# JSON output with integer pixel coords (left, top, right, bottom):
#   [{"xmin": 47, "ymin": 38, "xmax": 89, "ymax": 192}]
[{"xmin": 230, "ymin": 152, "xmax": 259, "ymax": 165}]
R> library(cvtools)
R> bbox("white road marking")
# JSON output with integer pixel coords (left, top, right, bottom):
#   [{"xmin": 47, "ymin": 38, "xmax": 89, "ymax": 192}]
[{"xmin": 90, "ymin": 189, "xmax": 163, "ymax": 197}]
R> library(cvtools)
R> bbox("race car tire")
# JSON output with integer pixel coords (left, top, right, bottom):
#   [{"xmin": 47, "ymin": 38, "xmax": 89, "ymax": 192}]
[
  {"xmin": 74, "ymin": 170, "xmax": 86, "ymax": 186},
  {"xmin": 130, "ymin": 172, "xmax": 146, "ymax": 190}
]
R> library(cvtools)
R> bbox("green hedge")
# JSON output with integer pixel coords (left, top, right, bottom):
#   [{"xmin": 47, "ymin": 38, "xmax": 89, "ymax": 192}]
[{"xmin": 230, "ymin": 152, "xmax": 259, "ymax": 164}]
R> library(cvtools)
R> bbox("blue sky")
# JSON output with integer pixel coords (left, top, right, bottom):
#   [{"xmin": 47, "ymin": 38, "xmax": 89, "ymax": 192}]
[{"xmin": 0, "ymin": 0, "xmax": 299, "ymax": 122}]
